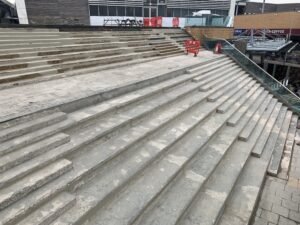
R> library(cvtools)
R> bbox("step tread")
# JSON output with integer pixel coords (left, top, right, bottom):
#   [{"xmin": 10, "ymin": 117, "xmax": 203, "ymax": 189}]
[
  {"xmin": 0, "ymin": 133, "xmax": 70, "ymax": 174},
  {"xmin": 0, "ymin": 159, "xmax": 72, "ymax": 210},
  {"xmin": 0, "ymin": 118, "xmax": 73, "ymax": 157},
  {"xmin": 217, "ymin": 81, "xmax": 258, "ymax": 114},
  {"xmin": 17, "ymin": 192, "xmax": 76, "ymax": 225},
  {"xmin": 0, "ymin": 111, "xmax": 66, "ymax": 142},
  {"xmin": 267, "ymin": 110, "xmax": 293, "ymax": 176},
  {"xmin": 252, "ymin": 105, "xmax": 287, "ymax": 158},
  {"xmin": 238, "ymin": 94, "xmax": 274, "ymax": 141}
]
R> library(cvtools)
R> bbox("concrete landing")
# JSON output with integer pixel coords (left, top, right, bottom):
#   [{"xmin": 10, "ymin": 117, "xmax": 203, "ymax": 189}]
[{"xmin": 0, "ymin": 51, "xmax": 219, "ymax": 122}]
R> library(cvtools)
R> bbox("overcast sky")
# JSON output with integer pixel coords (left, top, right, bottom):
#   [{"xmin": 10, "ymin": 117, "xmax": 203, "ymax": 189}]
[{"xmin": 5, "ymin": 0, "xmax": 300, "ymax": 4}]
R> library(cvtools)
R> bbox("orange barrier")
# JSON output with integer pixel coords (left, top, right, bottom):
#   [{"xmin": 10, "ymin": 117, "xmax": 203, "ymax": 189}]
[{"xmin": 185, "ymin": 40, "xmax": 201, "ymax": 56}]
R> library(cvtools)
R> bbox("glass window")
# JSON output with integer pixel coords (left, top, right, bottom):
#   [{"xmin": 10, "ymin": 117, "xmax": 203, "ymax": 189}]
[
  {"xmin": 167, "ymin": 8, "xmax": 173, "ymax": 17},
  {"xmin": 126, "ymin": 7, "xmax": 134, "ymax": 16},
  {"xmin": 144, "ymin": 8, "xmax": 149, "ymax": 17},
  {"xmin": 135, "ymin": 7, "xmax": 142, "ymax": 17},
  {"xmin": 108, "ymin": 6, "xmax": 117, "ymax": 16},
  {"xmin": 90, "ymin": 5, "xmax": 99, "ymax": 16},
  {"xmin": 151, "ymin": 8, "xmax": 157, "ymax": 17},
  {"xmin": 173, "ymin": 8, "xmax": 180, "ymax": 17},
  {"xmin": 158, "ymin": 5, "xmax": 165, "ymax": 16},
  {"xmin": 181, "ymin": 8, "xmax": 188, "ymax": 17},
  {"xmin": 117, "ymin": 6, "xmax": 125, "ymax": 16},
  {"xmin": 99, "ymin": 6, "xmax": 108, "ymax": 16}
]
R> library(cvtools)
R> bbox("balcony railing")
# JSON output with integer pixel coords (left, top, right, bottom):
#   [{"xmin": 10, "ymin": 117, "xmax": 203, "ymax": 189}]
[{"xmin": 203, "ymin": 35, "xmax": 300, "ymax": 115}]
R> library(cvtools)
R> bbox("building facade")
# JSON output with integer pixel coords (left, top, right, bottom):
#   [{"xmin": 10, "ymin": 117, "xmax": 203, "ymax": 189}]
[{"xmin": 16, "ymin": 0, "xmax": 233, "ymax": 26}]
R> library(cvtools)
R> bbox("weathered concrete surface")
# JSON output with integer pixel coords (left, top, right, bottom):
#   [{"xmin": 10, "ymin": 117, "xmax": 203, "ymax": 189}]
[{"xmin": 0, "ymin": 52, "xmax": 218, "ymax": 123}]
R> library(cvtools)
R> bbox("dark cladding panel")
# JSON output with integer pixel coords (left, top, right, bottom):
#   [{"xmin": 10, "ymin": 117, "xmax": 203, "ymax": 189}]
[{"xmin": 25, "ymin": 0, "xmax": 90, "ymax": 25}]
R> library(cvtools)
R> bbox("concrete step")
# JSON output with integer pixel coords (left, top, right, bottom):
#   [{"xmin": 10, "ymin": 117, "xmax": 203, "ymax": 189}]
[
  {"xmin": 0, "ymin": 63, "xmax": 224, "ymax": 224},
  {"xmin": 46, "ymin": 46, "xmax": 154, "ymax": 62},
  {"xmin": 207, "ymin": 75, "xmax": 250, "ymax": 102},
  {"xmin": 0, "ymin": 36, "xmax": 120, "ymax": 44},
  {"xmin": 278, "ymin": 114, "xmax": 298, "ymax": 179},
  {"xmin": 239, "ymin": 94, "xmax": 276, "ymax": 141},
  {"xmin": 70, "ymin": 71, "xmax": 260, "ymax": 225},
  {"xmin": 159, "ymin": 49, "xmax": 184, "ymax": 56},
  {"xmin": 0, "ymin": 159, "xmax": 72, "ymax": 210},
  {"xmin": 177, "ymin": 92, "xmax": 274, "ymax": 225},
  {"xmin": 252, "ymin": 104, "xmax": 287, "ymax": 157},
  {"xmin": 67, "ymin": 61, "xmax": 220, "ymax": 125},
  {"xmin": 56, "ymin": 51, "xmax": 159, "ymax": 73},
  {"xmin": 0, "ymin": 42, "xmax": 125, "ymax": 56},
  {"xmin": 0, "ymin": 51, "xmax": 159, "ymax": 84},
  {"xmin": 189, "ymin": 59, "xmax": 233, "ymax": 77},
  {"xmin": 267, "ymin": 110, "xmax": 293, "ymax": 176},
  {"xmin": 0, "ymin": 57, "xmax": 61, "ymax": 72},
  {"xmin": 0, "ymin": 118, "xmax": 74, "ymax": 157},
  {"xmin": 49, "ymin": 72, "xmax": 249, "ymax": 224},
  {"xmin": 16, "ymin": 192, "xmax": 76, "ymax": 225},
  {"xmin": 217, "ymin": 105, "xmax": 288, "ymax": 225},
  {"xmin": 0, "ymin": 40, "xmax": 146, "ymax": 54},
  {"xmin": 198, "ymin": 68, "xmax": 243, "ymax": 92},
  {"xmin": 130, "ymin": 78, "xmax": 264, "ymax": 225},
  {"xmin": 226, "ymin": 88, "xmax": 268, "ymax": 127},
  {"xmin": 0, "ymin": 41, "xmax": 63, "ymax": 50},
  {"xmin": 0, "ymin": 67, "xmax": 58, "ymax": 84},
  {"xmin": 0, "ymin": 111, "xmax": 66, "ymax": 143},
  {"xmin": 0, "ymin": 65, "xmax": 217, "ymax": 190},
  {"xmin": 0, "ymin": 28, "xmax": 59, "ymax": 33},
  {"xmin": 0, "ymin": 133, "xmax": 70, "ymax": 174},
  {"xmin": 217, "ymin": 81, "xmax": 259, "ymax": 114}
]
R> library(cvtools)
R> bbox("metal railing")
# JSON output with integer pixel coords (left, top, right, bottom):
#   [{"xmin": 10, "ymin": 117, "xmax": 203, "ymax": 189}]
[{"xmin": 203, "ymin": 35, "xmax": 300, "ymax": 115}]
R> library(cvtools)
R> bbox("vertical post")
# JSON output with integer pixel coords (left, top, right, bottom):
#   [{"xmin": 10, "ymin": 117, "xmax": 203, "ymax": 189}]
[{"xmin": 262, "ymin": 0, "xmax": 265, "ymax": 13}]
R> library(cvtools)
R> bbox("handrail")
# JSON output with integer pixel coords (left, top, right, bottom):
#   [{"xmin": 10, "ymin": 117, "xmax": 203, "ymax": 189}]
[{"xmin": 203, "ymin": 35, "xmax": 300, "ymax": 115}]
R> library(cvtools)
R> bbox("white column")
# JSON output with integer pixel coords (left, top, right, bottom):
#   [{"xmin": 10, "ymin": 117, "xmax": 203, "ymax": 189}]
[
  {"xmin": 15, "ymin": 0, "xmax": 29, "ymax": 24},
  {"xmin": 228, "ymin": 0, "xmax": 237, "ymax": 18}
]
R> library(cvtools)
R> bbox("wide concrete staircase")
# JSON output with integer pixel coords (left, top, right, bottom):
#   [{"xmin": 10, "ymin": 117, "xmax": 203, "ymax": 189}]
[
  {"xmin": 0, "ymin": 55, "xmax": 297, "ymax": 225},
  {"xmin": 0, "ymin": 28, "xmax": 185, "ymax": 88}
]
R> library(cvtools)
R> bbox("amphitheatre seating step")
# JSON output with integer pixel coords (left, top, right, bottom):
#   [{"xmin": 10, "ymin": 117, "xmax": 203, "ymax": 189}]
[
  {"xmin": 56, "ymin": 51, "xmax": 159, "ymax": 72},
  {"xmin": 0, "ymin": 58, "xmax": 61, "ymax": 71},
  {"xmin": 16, "ymin": 192, "xmax": 76, "ymax": 225},
  {"xmin": 3, "ymin": 57, "xmax": 240, "ymax": 223},
  {"xmin": 0, "ymin": 51, "xmax": 160, "ymax": 84},
  {"xmin": 48, "ymin": 62, "xmax": 259, "ymax": 225},
  {"xmin": 0, "ymin": 46, "xmax": 154, "ymax": 66}
]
